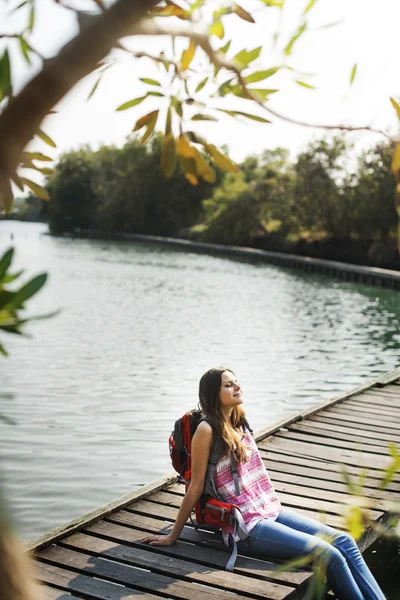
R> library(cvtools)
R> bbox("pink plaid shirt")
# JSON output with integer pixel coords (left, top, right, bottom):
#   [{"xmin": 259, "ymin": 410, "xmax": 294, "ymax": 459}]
[{"xmin": 214, "ymin": 428, "xmax": 281, "ymax": 544}]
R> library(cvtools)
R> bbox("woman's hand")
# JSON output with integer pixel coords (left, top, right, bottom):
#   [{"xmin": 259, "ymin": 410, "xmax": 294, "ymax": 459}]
[{"xmin": 140, "ymin": 533, "xmax": 177, "ymax": 546}]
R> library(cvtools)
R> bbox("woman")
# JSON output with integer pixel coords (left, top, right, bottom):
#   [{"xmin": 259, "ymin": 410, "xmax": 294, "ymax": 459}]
[{"xmin": 141, "ymin": 367, "xmax": 386, "ymax": 600}]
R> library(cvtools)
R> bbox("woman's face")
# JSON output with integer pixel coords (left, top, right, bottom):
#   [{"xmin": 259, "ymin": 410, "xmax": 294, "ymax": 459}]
[{"xmin": 219, "ymin": 370, "xmax": 243, "ymax": 410}]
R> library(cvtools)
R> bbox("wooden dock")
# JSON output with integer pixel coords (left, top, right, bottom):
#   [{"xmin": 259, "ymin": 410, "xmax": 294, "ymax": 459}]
[{"xmin": 28, "ymin": 367, "xmax": 400, "ymax": 600}]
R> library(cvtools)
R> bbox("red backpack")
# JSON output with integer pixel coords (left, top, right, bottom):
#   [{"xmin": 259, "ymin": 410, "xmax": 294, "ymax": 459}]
[{"xmin": 168, "ymin": 408, "xmax": 252, "ymax": 571}]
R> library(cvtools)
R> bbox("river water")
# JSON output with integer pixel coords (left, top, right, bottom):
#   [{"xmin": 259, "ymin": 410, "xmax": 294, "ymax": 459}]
[{"xmin": 0, "ymin": 221, "xmax": 399, "ymax": 595}]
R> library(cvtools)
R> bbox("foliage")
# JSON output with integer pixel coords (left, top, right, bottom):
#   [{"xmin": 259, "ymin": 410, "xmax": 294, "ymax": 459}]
[{"xmin": 0, "ymin": 248, "xmax": 54, "ymax": 357}]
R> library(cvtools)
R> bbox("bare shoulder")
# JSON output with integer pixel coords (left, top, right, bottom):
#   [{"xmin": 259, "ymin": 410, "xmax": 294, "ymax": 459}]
[{"xmin": 193, "ymin": 419, "xmax": 213, "ymax": 449}]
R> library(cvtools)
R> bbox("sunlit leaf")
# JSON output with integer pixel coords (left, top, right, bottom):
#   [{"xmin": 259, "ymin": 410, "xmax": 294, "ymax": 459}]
[
  {"xmin": 116, "ymin": 96, "xmax": 147, "ymax": 111},
  {"xmin": 11, "ymin": 1, "xmax": 28, "ymax": 12},
  {"xmin": 216, "ymin": 109, "xmax": 271, "ymax": 123},
  {"xmin": 390, "ymin": 97, "xmax": 400, "ymax": 120},
  {"xmin": 295, "ymin": 79, "xmax": 315, "ymax": 89},
  {"xmin": 11, "ymin": 173, "xmax": 24, "ymax": 192},
  {"xmin": 178, "ymin": 153, "xmax": 198, "ymax": 185},
  {"xmin": 171, "ymin": 96, "xmax": 183, "ymax": 117},
  {"xmin": 28, "ymin": 4, "xmax": 35, "ymax": 32},
  {"xmin": 284, "ymin": 22, "xmax": 307, "ymax": 56},
  {"xmin": 204, "ymin": 144, "xmax": 238, "ymax": 172},
  {"xmin": 244, "ymin": 67, "xmax": 279, "ymax": 83},
  {"xmin": 218, "ymin": 79, "xmax": 235, "ymax": 97},
  {"xmin": 391, "ymin": 144, "xmax": 400, "ymax": 174},
  {"xmin": 350, "ymin": 64, "xmax": 357, "ymax": 86},
  {"xmin": 147, "ymin": 91, "xmax": 164, "ymax": 97},
  {"xmin": 192, "ymin": 148, "xmax": 216, "ymax": 183},
  {"xmin": 165, "ymin": 106, "xmax": 172, "ymax": 135},
  {"xmin": 140, "ymin": 77, "xmax": 161, "ymax": 86},
  {"xmin": 161, "ymin": 134, "xmax": 177, "ymax": 179},
  {"xmin": 344, "ymin": 504, "xmax": 364, "ymax": 541},
  {"xmin": 261, "ymin": 0, "xmax": 284, "ymax": 6},
  {"xmin": 234, "ymin": 87, "xmax": 278, "ymax": 101},
  {"xmin": 35, "ymin": 167, "xmax": 55, "ymax": 176},
  {"xmin": 21, "ymin": 152, "xmax": 52, "ymax": 162},
  {"xmin": 0, "ymin": 343, "xmax": 8, "ymax": 357},
  {"xmin": 20, "ymin": 178, "xmax": 50, "ymax": 201},
  {"xmin": 191, "ymin": 114, "xmax": 218, "ymax": 121},
  {"xmin": 303, "ymin": 0, "xmax": 317, "ymax": 14},
  {"xmin": 209, "ymin": 20, "xmax": 224, "ymax": 39},
  {"xmin": 37, "ymin": 129, "xmax": 56, "ymax": 148},
  {"xmin": 140, "ymin": 111, "xmax": 159, "ymax": 145},
  {"xmin": 195, "ymin": 77, "xmax": 208, "ymax": 93},
  {"xmin": 177, "ymin": 135, "xmax": 196, "ymax": 158},
  {"xmin": 233, "ymin": 3, "xmax": 255, "ymax": 23},
  {"xmin": 181, "ymin": 40, "xmax": 196, "ymax": 70},
  {"xmin": 133, "ymin": 110, "xmax": 159, "ymax": 132},
  {"xmin": 151, "ymin": 4, "xmax": 188, "ymax": 18},
  {"xmin": 233, "ymin": 46, "xmax": 262, "ymax": 68},
  {"xmin": 219, "ymin": 40, "xmax": 231, "ymax": 54}
]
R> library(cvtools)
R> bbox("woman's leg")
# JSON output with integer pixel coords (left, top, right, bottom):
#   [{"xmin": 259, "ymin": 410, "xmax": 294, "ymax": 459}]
[
  {"xmin": 276, "ymin": 508, "xmax": 386, "ymax": 600},
  {"xmin": 238, "ymin": 516, "xmax": 366, "ymax": 600}
]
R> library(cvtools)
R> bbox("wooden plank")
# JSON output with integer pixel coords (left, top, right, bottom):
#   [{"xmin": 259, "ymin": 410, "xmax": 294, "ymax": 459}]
[
  {"xmin": 376, "ymin": 367, "xmax": 400, "ymax": 385},
  {"xmin": 34, "ymin": 561, "xmax": 161, "ymax": 600},
  {"xmin": 313, "ymin": 409, "xmax": 400, "ymax": 432},
  {"xmin": 310, "ymin": 413, "xmax": 400, "ymax": 438},
  {"xmin": 59, "ymin": 532, "xmax": 297, "ymax": 600},
  {"xmin": 37, "ymin": 545, "xmax": 257, "ymax": 600},
  {"xmin": 342, "ymin": 399, "xmax": 400, "ymax": 416},
  {"xmin": 274, "ymin": 430, "xmax": 392, "ymax": 456},
  {"xmin": 84, "ymin": 520, "xmax": 310, "ymax": 586},
  {"xmin": 258, "ymin": 436, "xmax": 396, "ymax": 472},
  {"xmin": 27, "ymin": 473, "xmax": 177, "ymax": 553},
  {"xmin": 259, "ymin": 451, "xmax": 400, "ymax": 492},
  {"xmin": 287, "ymin": 421, "xmax": 400, "ymax": 447},
  {"xmin": 35, "ymin": 584, "xmax": 79, "ymax": 600},
  {"xmin": 327, "ymin": 404, "xmax": 400, "ymax": 424}
]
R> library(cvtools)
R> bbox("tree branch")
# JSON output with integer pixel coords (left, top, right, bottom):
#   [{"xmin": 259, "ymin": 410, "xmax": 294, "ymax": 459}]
[{"xmin": 0, "ymin": 0, "xmax": 159, "ymax": 189}]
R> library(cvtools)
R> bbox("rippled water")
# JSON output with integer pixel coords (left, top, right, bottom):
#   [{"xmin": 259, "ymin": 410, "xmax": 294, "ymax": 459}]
[{"xmin": 1, "ymin": 221, "xmax": 400, "ymax": 548}]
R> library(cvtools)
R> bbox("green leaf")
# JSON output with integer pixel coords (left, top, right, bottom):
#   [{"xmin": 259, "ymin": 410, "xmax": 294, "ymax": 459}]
[
  {"xmin": 28, "ymin": 4, "xmax": 35, "ymax": 32},
  {"xmin": 195, "ymin": 77, "xmax": 208, "ymax": 93},
  {"xmin": 0, "ymin": 178, "xmax": 14, "ymax": 214},
  {"xmin": 216, "ymin": 109, "xmax": 271, "ymax": 123},
  {"xmin": 0, "ymin": 49, "xmax": 12, "ymax": 102},
  {"xmin": 133, "ymin": 110, "xmax": 159, "ymax": 132},
  {"xmin": 8, "ymin": 273, "xmax": 48, "ymax": 310},
  {"xmin": 2, "ymin": 270, "xmax": 24, "ymax": 285},
  {"xmin": 261, "ymin": 0, "xmax": 284, "ymax": 6},
  {"xmin": 11, "ymin": 173, "xmax": 24, "ymax": 192},
  {"xmin": 21, "ymin": 151, "xmax": 52, "ymax": 162},
  {"xmin": 303, "ymin": 0, "xmax": 317, "ymax": 14},
  {"xmin": 18, "ymin": 35, "xmax": 32, "ymax": 64},
  {"xmin": 139, "ymin": 111, "xmax": 159, "ymax": 145},
  {"xmin": 0, "ymin": 248, "xmax": 14, "ymax": 282},
  {"xmin": 234, "ymin": 87, "xmax": 278, "ymax": 101},
  {"xmin": 218, "ymin": 79, "xmax": 235, "ymax": 97},
  {"xmin": 37, "ymin": 129, "xmax": 56, "ymax": 148},
  {"xmin": 233, "ymin": 46, "xmax": 262, "ymax": 68},
  {"xmin": 191, "ymin": 114, "xmax": 218, "ymax": 121},
  {"xmin": 219, "ymin": 40, "xmax": 231, "ymax": 54},
  {"xmin": 20, "ymin": 178, "xmax": 50, "ymax": 201},
  {"xmin": 390, "ymin": 97, "xmax": 400, "ymax": 120},
  {"xmin": 87, "ymin": 76, "xmax": 101, "ymax": 100},
  {"xmin": 116, "ymin": 96, "xmax": 147, "ymax": 111},
  {"xmin": 147, "ymin": 91, "xmax": 164, "ymax": 97},
  {"xmin": 284, "ymin": 22, "xmax": 307, "ymax": 56},
  {"xmin": 165, "ymin": 106, "xmax": 172, "ymax": 135},
  {"xmin": 295, "ymin": 79, "xmax": 315, "ymax": 89},
  {"xmin": 350, "ymin": 63, "xmax": 357, "ymax": 86},
  {"xmin": 161, "ymin": 134, "xmax": 177, "ymax": 179},
  {"xmin": 0, "ymin": 343, "xmax": 8, "ymax": 357},
  {"xmin": 244, "ymin": 67, "xmax": 279, "ymax": 83},
  {"xmin": 140, "ymin": 78, "xmax": 161, "ymax": 86},
  {"xmin": 204, "ymin": 144, "xmax": 238, "ymax": 173},
  {"xmin": 172, "ymin": 97, "xmax": 183, "ymax": 117}
]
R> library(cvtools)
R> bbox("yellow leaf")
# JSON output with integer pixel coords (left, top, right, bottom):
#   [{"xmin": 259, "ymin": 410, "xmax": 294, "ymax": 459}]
[
  {"xmin": 217, "ymin": 109, "xmax": 271, "ymax": 123},
  {"xmin": 303, "ymin": 0, "xmax": 317, "ymax": 14},
  {"xmin": 390, "ymin": 97, "xmax": 400, "ymax": 120},
  {"xmin": 185, "ymin": 173, "xmax": 198, "ymax": 185},
  {"xmin": 0, "ymin": 178, "xmax": 14, "ymax": 214},
  {"xmin": 177, "ymin": 135, "xmax": 196, "ymax": 158},
  {"xmin": 21, "ymin": 151, "xmax": 52, "ymax": 162},
  {"xmin": 233, "ymin": 3, "xmax": 255, "ymax": 23},
  {"xmin": 161, "ymin": 134, "xmax": 177, "ymax": 179},
  {"xmin": 349, "ymin": 63, "xmax": 357, "ymax": 86},
  {"xmin": 20, "ymin": 178, "xmax": 50, "ymax": 201},
  {"xmin": 391, "ymin": 144, "xmax": 400, "ymax": 175},
  {"xmin": 181, "ymin": 40, "xmax": 196, "ymax": 70},
  {"xmin": 209, "ymin": 20, "xmax": 224, "ymax": 39},
  {"xmin": 140, "ymin": 111, "xmax": 158, "ymax": 145},
  {"xmin": 204, "ymin": 144, "xmax": 238, "ymax": 172},
  {"xmin": 37, "ymin": 128, "xmax": 56, "ymax": 148},
  {"xmin": 193, "ymin": 148, "xmax": 216, "ymax": 183},
  {"xmin": 133, "ymin": 110, "xmax": 159, "ymax": 132},
  {"xmin": 165, "ymin": 106, "xmax": 172, "ymax": 135}
]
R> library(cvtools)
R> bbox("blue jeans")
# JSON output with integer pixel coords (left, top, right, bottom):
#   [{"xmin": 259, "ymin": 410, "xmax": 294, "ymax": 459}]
[{"xmin": 237, "ymin": 508, "xmax": 386, "ymax": 600}]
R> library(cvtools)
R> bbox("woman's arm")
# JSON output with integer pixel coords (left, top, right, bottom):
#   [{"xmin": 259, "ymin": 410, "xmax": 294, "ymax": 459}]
[{"xmin": 140, "ymin": 420, "xmax": 213, "ymax": 546}]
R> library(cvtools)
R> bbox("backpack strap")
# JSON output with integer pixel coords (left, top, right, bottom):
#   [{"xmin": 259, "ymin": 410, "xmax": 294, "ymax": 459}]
[{"xmin": 226, "ymin": 508, "xmax": 249, "ymax": 571}]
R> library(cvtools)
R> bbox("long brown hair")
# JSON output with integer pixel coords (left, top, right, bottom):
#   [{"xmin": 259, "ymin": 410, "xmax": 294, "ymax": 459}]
[{"xmin": 198, "ymin": 367, "xmax": 250, "ymax": 463}]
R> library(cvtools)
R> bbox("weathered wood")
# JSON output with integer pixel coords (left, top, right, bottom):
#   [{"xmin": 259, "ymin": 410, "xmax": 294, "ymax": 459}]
[
  {"xmin": 310, "ymin": 413, "xmax": 400, "ymax": 438},
  {"xmin": 342, "ymin": 399, "xmax": 400, "ymax": 416},
  {"xmin": 34, "ymin": 561, "xmax": 162, "ymax": 600},
  {"xmin": 60, "ymin": 532, "xmax": 297, "ymax": 600},
  {"xmin": 27, "ymin": 472, "xmax": 177, "ymax": 552},
  {"xmin": 258, "ymin": 436, "xmax": 396, "ymax": 472},
  {"xmin": 327, "ymin": 404, "xmax": 400, "ymax": 425},
  {"xmin": 84, "ymin": 520, "xmax": 310, "ymax": 585},
  {"xmin": 35, "ymin": 584, "xmax": 79, "ymax": 600},
  {"xmin": 274, "ymin": 429, "xmax": 391, "ymax": 456},
  {"xmin": 37, "ymin": 545, "xmax": 254, "ymax": 600},
  {"xmin": 287, "ymin": 421, "xmax": 400, "ymax": 447},
  {"xmin": 312, "ymin": 408, "xmax": 400, "ymax": 432}
]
